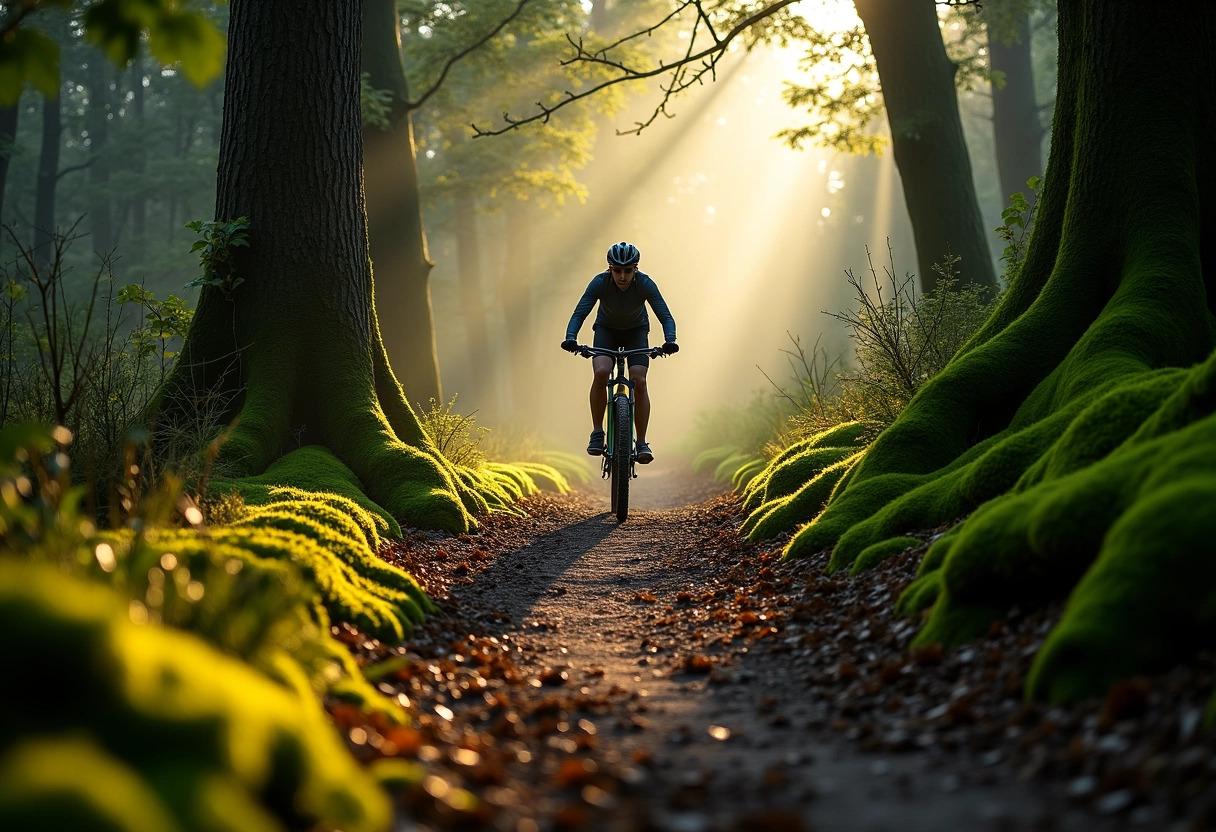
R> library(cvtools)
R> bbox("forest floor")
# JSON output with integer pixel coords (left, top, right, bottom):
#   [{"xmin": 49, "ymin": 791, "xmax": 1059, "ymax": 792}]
[{"xmin": 340, "ymin": 460, "xmax": 1216, "ymax": 832}]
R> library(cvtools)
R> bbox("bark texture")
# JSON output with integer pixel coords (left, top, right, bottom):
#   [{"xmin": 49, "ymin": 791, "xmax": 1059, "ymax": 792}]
[
  {"xmin": 774, "ymin": 0, "xmax": 1216, "ymax": 703},
  {"xmin": 854, "ymin": 0, "xmax": 997, "ymax": 294},
  {"xmin": 362, "ymin": 0, "xmax": 442, "ymax": 409},
  {"xmin": 160, "ymin": 0, "xmax": 473, "ymax": 533},
  {"xmin": 988, "ymin": 9, "xmax": 1045, "ymax": 206}
]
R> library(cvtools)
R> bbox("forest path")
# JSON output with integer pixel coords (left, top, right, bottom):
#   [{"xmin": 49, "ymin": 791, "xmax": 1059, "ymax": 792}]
[
  {"xmin": 372, "ymin": 461, "xmax": 1209, "ymax": 831},
  {"xmin": 395, "ymin": 461, "xmax": 1112, "ymax": 832}
]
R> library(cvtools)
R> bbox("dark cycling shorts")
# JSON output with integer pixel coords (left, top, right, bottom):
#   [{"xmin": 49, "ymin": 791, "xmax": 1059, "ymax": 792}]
[{"xmin": 593, "ymin": 324, "xmax": 650, "ymax": 368}]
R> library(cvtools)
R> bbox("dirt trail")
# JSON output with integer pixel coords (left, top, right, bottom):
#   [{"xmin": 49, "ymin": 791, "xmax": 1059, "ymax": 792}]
[
  {"xmin": 370, "ymin": 461, "xmax": 1214, "ymax": 831},
  {"xmin": 440, "ymin": 462, "xmax": 1111, "ymax": 832}
]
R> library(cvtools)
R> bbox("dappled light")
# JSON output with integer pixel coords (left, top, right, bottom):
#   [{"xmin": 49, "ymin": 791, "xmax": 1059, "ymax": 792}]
[{"xmin": 4, "ymin": 1, "xmax": 1216, "ymax": 831}]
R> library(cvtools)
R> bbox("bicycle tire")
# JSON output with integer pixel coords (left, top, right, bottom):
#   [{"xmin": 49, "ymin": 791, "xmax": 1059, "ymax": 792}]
[
  {"xmin": 613, "ymin": 393, "xmax": 631, "ymax": 522},
  {"xmin": 607, "ymin": 400, "xmax": 618, "ymax": 514}
]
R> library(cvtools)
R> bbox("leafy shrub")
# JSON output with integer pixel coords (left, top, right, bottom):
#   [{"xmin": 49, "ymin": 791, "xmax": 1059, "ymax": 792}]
[
  {"xmin": 822, "ymin": 243, "xmax": 995, "ymax": 429},
  {"xmin": 418, "ymin": 394, "xmax": 489, "ymax": 468}
]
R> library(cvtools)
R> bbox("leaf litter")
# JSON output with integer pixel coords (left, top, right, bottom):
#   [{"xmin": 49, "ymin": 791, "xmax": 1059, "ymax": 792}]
[{"xmin": 322, "ymin": 483, "xmax": 1216, "ymax": 832}]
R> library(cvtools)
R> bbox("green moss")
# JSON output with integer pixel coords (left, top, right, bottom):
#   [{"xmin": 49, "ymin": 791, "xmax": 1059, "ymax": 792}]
[
  {"xmin": 894, "ymin": 569, "xmax": 941, "ymax": 617},
  {"xmin": 1026, "ymin": 460, "xmax": 1216, "ymax": 702},
  {"xmin": 509, "ymin": 462, "xmax": 571, "ymax": 494},
  {"xmin": 853, "ymin": 536, "xmax": 921, "ymax": 573},
  {"xmin": 0, "ymin": 565, "xmax": 390, "ymax": 832},
  {"xmin": 742, "ymin": 452, "xmax": 861, "ymax": 541},
  {"xmin": 484, "ymin": 462, "xmax": 539, "ymax": 497},
  {"xmin": 763, "ymin": 445, "xmax": 857, "ymax": 504},
  {"xmin": 0, "ymin": 737, "xmax": 184, "ymax": 832},
  {"xmin": 212, "ymin": 446, "xmax": 399, "ymax": 539},
  {"xmin": 740, "ymin": 422, "xmax": 871, "ymax": 511},
  {"xmin": 731, "ymin": 458, "xmax": 768, "ymax": 492}
]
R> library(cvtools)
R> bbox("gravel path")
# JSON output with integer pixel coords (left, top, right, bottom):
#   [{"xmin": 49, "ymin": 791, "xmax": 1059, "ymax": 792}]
[{"xmin": 356, "ymin": 460, "xmax": 1215, "ymax": 832}]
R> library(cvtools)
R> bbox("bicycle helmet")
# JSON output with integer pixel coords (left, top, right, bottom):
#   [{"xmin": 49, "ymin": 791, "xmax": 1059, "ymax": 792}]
[{"xmin": 607, "ymin": 241, "xmax": 641, "ymax": 267}]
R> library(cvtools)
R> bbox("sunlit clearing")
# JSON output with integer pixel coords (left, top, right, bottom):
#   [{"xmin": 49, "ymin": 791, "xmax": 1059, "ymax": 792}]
[{"xmin": 425, "ymin": 33, "xmax": 914, "ymax": 466}]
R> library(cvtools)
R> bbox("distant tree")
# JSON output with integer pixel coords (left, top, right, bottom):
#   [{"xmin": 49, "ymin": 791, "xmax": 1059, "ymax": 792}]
[{"xmin": 362, "ymin": 0, "xmax": 443, "ymax": 409}]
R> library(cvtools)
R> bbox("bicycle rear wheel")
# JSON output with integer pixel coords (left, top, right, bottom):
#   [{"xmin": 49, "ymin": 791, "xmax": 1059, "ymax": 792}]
[{"xmin": 613, "ymin": 393, "xmax": 631, "ymax": 522}]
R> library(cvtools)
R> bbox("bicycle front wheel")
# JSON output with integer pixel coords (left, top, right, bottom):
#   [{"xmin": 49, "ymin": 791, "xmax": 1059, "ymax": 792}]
[{"xmin": 613, "ymin": 393, "xmax": 631, "ymax": 522}]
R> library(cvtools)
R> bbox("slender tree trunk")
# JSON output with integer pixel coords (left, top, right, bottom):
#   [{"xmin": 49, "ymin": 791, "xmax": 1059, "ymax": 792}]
[
  {"xmin": 159, "ymin": 0, "xmax": 474, "ymax": 533},
  {"xmin": 85, "ymin": 58, "xmax": 113, "ymax": 254},
  {"xmin": 0, "ymin": 103, "xmax": 17, "ymax": 235},
  {"xmin": 853, "ymin": 0, "xmax": 997, "ymax": 294},
  {"xmin": 33, "ymin": 88, "xmax": 61, "ymax": 269},
  {"xmin": 452, "ymin": 186, "xmax": 496, "ymax": 413},
  {"xmin": 988, "ymin": 9, "xmax": 1044, "ymax": 206},
  {"xmin": 362, "ymin": 0, "xmax": 442, "ymax": 409}
]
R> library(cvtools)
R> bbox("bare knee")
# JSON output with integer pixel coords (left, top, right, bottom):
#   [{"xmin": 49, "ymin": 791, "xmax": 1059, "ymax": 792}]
[{"xmin": 630, "ymin": 369, "xmax": 649, "ymax": 393}]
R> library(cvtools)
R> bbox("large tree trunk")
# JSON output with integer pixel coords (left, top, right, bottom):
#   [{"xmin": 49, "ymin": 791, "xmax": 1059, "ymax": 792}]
[
  {"xmin": 782, "ymin": 0, "xmax": 1216, "ymax": 703},
  {"xmin": 988, "ymin": 8, "xmax": 1045, "ymax": 206},
  {"xmin": 362, "ymin": 0, "xmax": 442, "ymax": 409},
  {"xmin": 159, "ymin": 0, "xmax": 474, "ymax": 533},
  {"xmin": 853, "ymin": 0, "xmax": 997, "ymax": 294}
]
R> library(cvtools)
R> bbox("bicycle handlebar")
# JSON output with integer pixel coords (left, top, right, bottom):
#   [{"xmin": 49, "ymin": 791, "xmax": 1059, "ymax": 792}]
[{"xmin": 573, "ymin": 344, "xmax": 668, "ymax": 360}]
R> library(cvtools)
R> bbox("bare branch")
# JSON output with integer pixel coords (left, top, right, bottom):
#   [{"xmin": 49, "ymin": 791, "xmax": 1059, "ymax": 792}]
[
  {"xmin": 405, "ymin": 0, "xmax": 537, "ymax": 112},
  {"xmin": 471, "ymin": 0, "xmax": 800, "ymax": 138}
]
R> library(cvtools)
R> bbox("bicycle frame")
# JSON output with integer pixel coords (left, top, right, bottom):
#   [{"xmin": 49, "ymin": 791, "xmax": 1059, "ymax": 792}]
[{"xmin": 574, "ymin": 343, "xmax": 667, "ymax": 521}]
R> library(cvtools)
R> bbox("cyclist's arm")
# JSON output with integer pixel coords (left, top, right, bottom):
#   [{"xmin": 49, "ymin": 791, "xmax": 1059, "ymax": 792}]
[
  {"xmin": 565, "ymin": 275, "xmax": 604, "ymax": 341},
  {"xmin": 644, "ymin": 280, "xmax": 677, "ymax": 342}
]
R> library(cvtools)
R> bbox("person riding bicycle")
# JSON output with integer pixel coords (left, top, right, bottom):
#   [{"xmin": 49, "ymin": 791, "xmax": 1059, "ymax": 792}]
[{"xmin": 561, "ymin": 241, "xmax": 679, "ymax": 464}]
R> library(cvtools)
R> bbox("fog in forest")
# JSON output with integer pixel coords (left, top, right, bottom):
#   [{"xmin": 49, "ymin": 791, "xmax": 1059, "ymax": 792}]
[{"xmin": 425, "ymin": 45, "xmax": 921, "ymax": 455}]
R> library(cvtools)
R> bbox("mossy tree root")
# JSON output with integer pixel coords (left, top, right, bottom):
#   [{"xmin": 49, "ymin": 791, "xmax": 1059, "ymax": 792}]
[
  {"xmin": 0, "ymin": 565, "xmax": 390, "ymax": 832},
  {"xmin": 742, "ymin": 452, "xmax": 861, "ymax": 541}
]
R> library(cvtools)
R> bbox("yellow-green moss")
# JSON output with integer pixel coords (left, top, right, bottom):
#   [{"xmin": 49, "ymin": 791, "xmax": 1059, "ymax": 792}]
[
  {"xmin": 853, "ymin": 536, "xmax": 921, "ymax": 572},
  {"xmin": 741, "ymin": 451, "xmax": 862, "ymax": 541},
  {"xmin": 0, "ymin": 565, "xmax": 390, "ymax": 832},
  {"xmin": 212, "ymin": 446, "xmax": 399, "ymax": 539}
]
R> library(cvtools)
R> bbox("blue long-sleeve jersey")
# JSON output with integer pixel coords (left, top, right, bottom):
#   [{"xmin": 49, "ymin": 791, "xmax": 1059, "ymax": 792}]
[{"xmin": 564, "ymin": 271, "xmax": 677, "ymax": 343}]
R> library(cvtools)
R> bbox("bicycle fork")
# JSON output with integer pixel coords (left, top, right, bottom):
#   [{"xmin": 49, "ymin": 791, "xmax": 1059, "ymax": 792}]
[{"xmin": 603, "ymin": 376, "xmax": 636, "ymax": 480}]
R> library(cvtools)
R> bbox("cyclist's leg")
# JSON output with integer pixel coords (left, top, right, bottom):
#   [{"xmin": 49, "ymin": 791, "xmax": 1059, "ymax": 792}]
[
  {"xmin": 590, "ymin": 326, "xmax": 618, "ymax": 431},
  {"xmin": 589, "ymin": 356, "xmax": 612, "ymax": 429},
  {"xmin": 630, "ymin": 363, "xmax": 650, "ymax": 443},
  {"xmin": 624, "ymin": 326, "xmax": 652, "ymax": 444}
]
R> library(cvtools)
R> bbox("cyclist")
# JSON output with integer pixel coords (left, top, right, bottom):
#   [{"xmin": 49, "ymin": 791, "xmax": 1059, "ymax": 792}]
[{"xmin": 561, "ymin": 241, "xmax": 679, "ymax": 463}]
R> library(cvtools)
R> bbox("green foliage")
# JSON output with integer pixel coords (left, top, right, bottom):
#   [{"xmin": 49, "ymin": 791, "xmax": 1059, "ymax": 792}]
[
  {"xmin": 419, "ymin": 394, "xmax": 489, "ymax": 469},
  {"xmin": 1, "ymin": 230, "xmax": 204, "ymax": 488},
  {"xmin": 185, "ymin": 217, "xmax": 251, "ymax": 297},
  {"xmin": 824, "ymin": 244, "xmax": 995, "ymax": 429},
  {"xmin": 994, "ymin": 177, "xmax": 1040, "ymax": 284},
  {"xmin": 360, "ymin": 72, "xmax": 394, "ymax": 130},
  {"xmin": 0, "ymin": 25, "xmax": 61, "ymax": 104},
  {"xmin": 0, "ymin": 565, "xmax": 389, "ymax": 832},
  {"xmin": 0, "ymin": 0, "xmax": 225, "ymax": 106}
]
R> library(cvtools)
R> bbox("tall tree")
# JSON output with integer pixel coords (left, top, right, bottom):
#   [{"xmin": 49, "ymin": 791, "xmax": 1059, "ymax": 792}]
[
  {"xmin": 158, "ymin": 0, "xmax": 476, "ymax": 533},
  {"xmin": 850, "ymin": 0, "xmax": 995, "ymax": 293},
  {"xmin": 986, "ymin": 2, "xmax": 1048, "ymax": 204},
  {"xmin": 781, "ymin": 0, "xmax": 1216, "ymax": 703},
  {"xmin": 362, "ymin": 0, "xmax": 442, "ymax": 408}
]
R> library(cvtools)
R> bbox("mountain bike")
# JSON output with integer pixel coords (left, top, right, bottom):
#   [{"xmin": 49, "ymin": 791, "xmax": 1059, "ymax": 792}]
[{"xmin": 575, "ymin": 344, "xmax": 669, "ymax": 522}]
